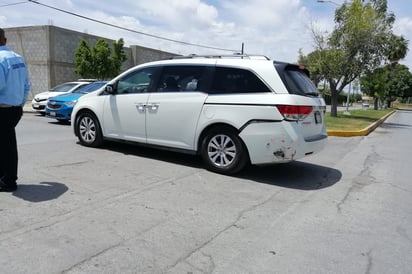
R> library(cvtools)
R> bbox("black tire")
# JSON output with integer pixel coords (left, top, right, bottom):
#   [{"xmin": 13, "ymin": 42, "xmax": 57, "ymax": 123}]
[
  {"xmin": 75, "ymin": 111, "xmax": 103, "ymax": 147},
  {"xmin": 200, "ymin": 127, "xmax": 249, "ymax": 175}
]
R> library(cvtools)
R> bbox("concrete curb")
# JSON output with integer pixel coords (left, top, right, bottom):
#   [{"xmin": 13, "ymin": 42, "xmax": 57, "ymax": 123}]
[{"xmin": 327, "ymin": 110, "xmax": 396, "ymax": 137}]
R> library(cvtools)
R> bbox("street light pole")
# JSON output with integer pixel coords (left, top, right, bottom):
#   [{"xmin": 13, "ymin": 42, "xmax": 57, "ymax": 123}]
[
  {"xmin": 317, "ymin": 0, "xmax": 340, "ymax": 6},
  {"xmin": 344, "ymin": 82, "xmax": 351, "ymax": 115}
]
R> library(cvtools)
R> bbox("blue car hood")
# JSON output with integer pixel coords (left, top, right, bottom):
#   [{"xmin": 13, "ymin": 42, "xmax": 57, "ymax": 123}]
[{"xmin": 50, "ymin": 93, "xmax": 84, "ymax": 102}]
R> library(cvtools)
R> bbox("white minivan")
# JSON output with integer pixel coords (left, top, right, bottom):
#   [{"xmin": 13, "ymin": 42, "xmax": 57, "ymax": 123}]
[{"xmin": 71, "ymin": 55, "xmax": 327, "ymax": 174}]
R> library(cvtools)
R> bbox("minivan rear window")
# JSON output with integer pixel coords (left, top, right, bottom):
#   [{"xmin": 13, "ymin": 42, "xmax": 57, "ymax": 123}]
[{"xmin": 275, "ymin": 63, "xmax": 319, "ymax": 97}]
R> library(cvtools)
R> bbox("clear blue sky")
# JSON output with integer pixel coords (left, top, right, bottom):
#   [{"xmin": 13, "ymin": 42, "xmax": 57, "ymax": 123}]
[{"xmin": 1, "ymin": 0, "xmax": 411, "ymax": 68}]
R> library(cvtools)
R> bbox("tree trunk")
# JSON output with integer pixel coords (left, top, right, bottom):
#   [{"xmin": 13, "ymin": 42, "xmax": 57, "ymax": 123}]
[
  {"xmin": 330, "ymin": 90, "xmax": 339, "ymax": 117},
  {"xmin": 374, "ymin": 97, "xmax": 379, "ymax": 110}
]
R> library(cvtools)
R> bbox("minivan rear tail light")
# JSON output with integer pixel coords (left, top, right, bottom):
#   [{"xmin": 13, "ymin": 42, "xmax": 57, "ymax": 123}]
[{"xmin": 276, "ymin": 105, "xmax": 313, "ymax": 121}]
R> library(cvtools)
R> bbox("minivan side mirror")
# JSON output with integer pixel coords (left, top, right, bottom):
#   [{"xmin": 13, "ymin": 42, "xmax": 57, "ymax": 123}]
[{"xmin": 105, "ymin": 84, "xmax": 116, "ymax": 94}]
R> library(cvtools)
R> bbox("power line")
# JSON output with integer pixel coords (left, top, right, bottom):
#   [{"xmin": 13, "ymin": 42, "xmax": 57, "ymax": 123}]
[
  {"xmin": 27, "ymin": 0, "xmax": 239, "ymax": 52},
  {"xmin": 0, "ymin": 1, "xmax": 27, "ymax": 7}
]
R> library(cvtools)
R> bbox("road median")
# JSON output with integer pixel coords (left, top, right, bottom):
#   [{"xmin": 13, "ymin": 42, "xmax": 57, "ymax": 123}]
[{"xmin": 327, "ymin": 109, "xmax": 396, "ymax": 137}]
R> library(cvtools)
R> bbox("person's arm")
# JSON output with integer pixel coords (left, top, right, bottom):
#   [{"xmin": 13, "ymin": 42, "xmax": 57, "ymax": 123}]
[
  {"xmin": 0, "ymin": 62, "xmax": 6, "ymax": 91},
  {"xmin": 22, "ymin": 68, "xmax": 30, "ymax": 106}
]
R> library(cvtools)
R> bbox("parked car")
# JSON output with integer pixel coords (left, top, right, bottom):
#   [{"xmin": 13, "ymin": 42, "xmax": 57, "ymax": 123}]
[
  {"xmin": 31, "ymin": 80, "xmax": 95, "ymax": 114},
  {"xmin": 71, "ymin": 55, "xmax": 327, "ymax": 174},
  {"xmin": 45, "ymin": 81, "xmax": 108, "ymax": 122}
]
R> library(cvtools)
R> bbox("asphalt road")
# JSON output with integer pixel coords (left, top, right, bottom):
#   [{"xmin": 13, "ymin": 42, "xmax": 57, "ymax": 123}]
[{"xmin": 1, "ymin": 111, "xmax": 411, "ymax": 274}]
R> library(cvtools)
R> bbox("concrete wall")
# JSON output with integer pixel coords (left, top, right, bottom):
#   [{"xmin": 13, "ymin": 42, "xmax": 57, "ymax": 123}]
[
  {"xmin": 130, "ymin": 45, "xmax": 176, "ymax": 65},
  {"xmin": 4, "ymin": 25, "xmax": 178, "ymax": 100},
  {"xmin": 5, "ymin": 26, "xmax": 49, "ymax": 100}
]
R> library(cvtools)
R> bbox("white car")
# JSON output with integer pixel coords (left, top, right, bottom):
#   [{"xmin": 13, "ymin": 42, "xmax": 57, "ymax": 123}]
[
  {"xmin": 31, "ymin": 80, "xmax": 94, "ymax": 114},
  {"xmin": 71, "ymin": 55, "xmax": 327, "ymax": 174}
]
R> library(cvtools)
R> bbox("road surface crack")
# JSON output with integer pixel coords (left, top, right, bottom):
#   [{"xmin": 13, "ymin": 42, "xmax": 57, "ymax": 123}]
[{"xmin": 165, "ymin": 190, "xmax": 281, "ymax": 272}]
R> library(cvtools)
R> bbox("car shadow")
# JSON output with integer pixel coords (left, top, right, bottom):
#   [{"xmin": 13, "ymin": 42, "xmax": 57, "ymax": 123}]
[
  {"xmin": 48, "ymin": 120, "xmax": 71, "ymax": 126},
  {"xmin": 102, "ymin": 141, "xmax": 203, "ymax": 168},
  {"xmin": 236, "ymin": 161, "xmax": 341, "ymax": 190},
  {"xmin": 12, "ymin": 182, "xmax": 68, "ymax": 202},
  {"xmin": 102, "ymin": 142, "xmax": 341, "ymax": 191}
]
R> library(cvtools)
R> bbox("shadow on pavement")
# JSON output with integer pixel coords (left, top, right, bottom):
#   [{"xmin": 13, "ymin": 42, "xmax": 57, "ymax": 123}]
[
  {"xmin": 12, "ymin": 182, "xmax": 68, "ymax": 202},
  {"xmin": 102, "ymin": 142, "xmax": 341, "ymax": 190},
  {"xmin": 237, "ymin": 161, "xmax": 342, "ymax": 190},
  {"xmin": 102, "ymin": 141, "xmax": 204, "ymax": 168},
  {"xmin": 379, "ymin": 122, "xmax": 411, "ymax": 129}
]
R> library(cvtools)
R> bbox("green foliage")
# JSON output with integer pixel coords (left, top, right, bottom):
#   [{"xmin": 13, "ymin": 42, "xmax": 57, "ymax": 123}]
[
  {"xmin": 111, "ymin": 38, "xmax": 127, "ymax": 75},
  {"xmin": 360, "ymin": 64, "xmax": 412, "ymax": 108},
  {"xmin": 386, "ymin": 34, "xmax": 409, "ymax": 63},
  {"xmin": 93, "ymin": 39, "xmax": 112, "ymax": 80},
  {"xmin": 386, "ymin": 64, "xmax": 412, "ymax": 99},
  {"xmin": 74, "ymin": 40, "xmax": 93, "ymax": 78},
  {"xmin": 75, "ymin": 38, "xmax": 127, "ymax": 80},
  {"xmin": 360, "ymin": 66, "xmax": 388, "ymax": 99}
]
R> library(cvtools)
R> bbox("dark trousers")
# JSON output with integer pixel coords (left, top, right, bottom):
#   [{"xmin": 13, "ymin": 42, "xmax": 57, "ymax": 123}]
[{"xmin": 0, "ymin": 107, "xmax": 23, "ymax": 186}]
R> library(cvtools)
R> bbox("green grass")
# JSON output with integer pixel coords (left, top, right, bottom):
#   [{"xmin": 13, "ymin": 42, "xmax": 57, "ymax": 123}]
[{"xmin": 325, "ymin": 109, "xmax": 393, "ymax": 131}]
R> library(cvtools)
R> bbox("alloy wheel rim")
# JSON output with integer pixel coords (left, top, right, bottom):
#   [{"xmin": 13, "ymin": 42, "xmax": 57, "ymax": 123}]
[
  {"xmin": 207, "ymin": 134, "xmax": 236, "ymax": 167},
  {"xmin": 79, "ymin": 117, "xmax": 96, "ymax": 143}
]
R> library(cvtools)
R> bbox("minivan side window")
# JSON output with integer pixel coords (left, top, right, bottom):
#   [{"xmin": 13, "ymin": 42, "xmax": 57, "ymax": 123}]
[
  {"xmin": 116, "ymin": 67, "xmax": 159, "ymax": 94},
  {"xmin": 210, "ymin": 67, "xmax": 271, "ymax": 94},
  {"xmin": 156, "ymin": 65, "xmax": 211, "ymax": 92}
]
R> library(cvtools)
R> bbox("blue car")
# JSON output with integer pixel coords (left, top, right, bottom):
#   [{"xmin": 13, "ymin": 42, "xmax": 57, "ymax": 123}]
[{"xmin": 45, "ymin": 81, "xmax": 108, "ymax": 122}]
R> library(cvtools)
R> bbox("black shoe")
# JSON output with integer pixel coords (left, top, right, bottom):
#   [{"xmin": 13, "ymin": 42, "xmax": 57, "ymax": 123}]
[{"xmin": 0, "ymin": 179, "xmax": 17, "ymax": 192}]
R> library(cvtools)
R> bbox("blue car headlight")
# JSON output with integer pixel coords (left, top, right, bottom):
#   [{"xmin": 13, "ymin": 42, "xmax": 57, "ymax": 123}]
[{"xmin": 64, "ymin": 100, "xmax": 78, "ymax": 106}]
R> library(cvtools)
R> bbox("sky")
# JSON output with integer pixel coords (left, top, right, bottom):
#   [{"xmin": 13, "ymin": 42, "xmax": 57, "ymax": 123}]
[{"xmin": 1, "ymin": 0, "xmax": 412, "ymax": 69}]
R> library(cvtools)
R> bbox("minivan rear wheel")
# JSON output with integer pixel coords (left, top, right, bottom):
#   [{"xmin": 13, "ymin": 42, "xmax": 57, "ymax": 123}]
[
  {"xmin": 200, "ymin": 127, "xmax": 248, "ymax": 174},
  {"xmin": 76, "ymin": 111, "xmax": 103, "ymax": 147}
]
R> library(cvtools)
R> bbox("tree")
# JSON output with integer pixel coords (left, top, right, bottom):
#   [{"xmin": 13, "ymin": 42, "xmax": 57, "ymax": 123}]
[
  {"xmin": 361, "ymin": 64, "xmax": 412, "ymax": 108},
  {"xmin": 92, "ymin": 39, "xmax": 112, "ymax": 80},
  {"xmin": 385, "ymin": 34, "xmax": 408, "ymax": 65},
  {"xmin": 360, "ymin": 66, "xmax": 388, "ymax": 109},
  {"xmin": 75, "ymin": 40, "xmax": 93, "ymax": 78},
  {"xmin": 302, "ymin": 0, "xmax": 397, "ymax": 117},
  {"xmin": 111, "ymin": 38, "xmax": 127, "ymax": 76},
  {"xmin": 298, "ymin": 49, "xmax": 323, "ymax": 88},
  {"xmin": 385, "ymin": 64, "xmax": 412, "ymax": 106},
  {"xmin": 75, "ymin": 38, "xmax": 127, "ymax": 80}
]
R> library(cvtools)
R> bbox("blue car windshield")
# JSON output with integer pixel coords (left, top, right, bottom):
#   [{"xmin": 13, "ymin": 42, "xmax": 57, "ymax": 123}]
[{"xmin": 73, "ymin": 81, "xmax": 107, "ymax": 94}]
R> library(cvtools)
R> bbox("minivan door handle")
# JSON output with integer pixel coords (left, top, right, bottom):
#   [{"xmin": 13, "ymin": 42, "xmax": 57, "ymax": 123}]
[
  {"xmin": 135, "ymin": 103, "xmax": 146, "ymax": 112},
  {"xmin": 146, "ymin": 103, "xmax": 159, "ymax": 111}
]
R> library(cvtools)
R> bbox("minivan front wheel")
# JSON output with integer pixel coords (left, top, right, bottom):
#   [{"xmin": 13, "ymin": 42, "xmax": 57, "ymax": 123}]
[
  {"xmin": 76, "ymin": 111, "xmax": 103, "ymax": 147},
  {"xmin": 201, "ymin": 127, "xmax": 248, "ymax": 174}
]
